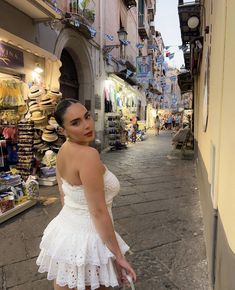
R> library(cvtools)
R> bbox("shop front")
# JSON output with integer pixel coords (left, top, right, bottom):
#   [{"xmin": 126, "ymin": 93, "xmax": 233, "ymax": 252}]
[
  {"xmin": 103, "ymin": 74, "xmax": 146, "ymax": 149},
  {"xmin": 0, "ymin": 29, "xmax": 62, "ymax": 223}
]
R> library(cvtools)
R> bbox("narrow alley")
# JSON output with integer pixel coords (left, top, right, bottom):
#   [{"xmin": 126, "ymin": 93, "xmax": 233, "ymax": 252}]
[{"xmin": 0, "ymin": 132, "xmax": 210, "ymax": 290}]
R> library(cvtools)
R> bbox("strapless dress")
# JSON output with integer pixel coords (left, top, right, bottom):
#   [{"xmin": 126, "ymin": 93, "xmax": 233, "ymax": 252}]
[{"xmin": 36, "ymin": 167, "xmax": 129, "ymax": 290}]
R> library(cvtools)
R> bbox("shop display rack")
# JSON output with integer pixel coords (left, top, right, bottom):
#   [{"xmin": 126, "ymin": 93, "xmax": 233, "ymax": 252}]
[
  {"xmin": 0, "ymin": 181, "xmax": 37, "ymax": 224},
  {"xmin": 105, "ymin": 113, "xmax": 127, "ymax": 150},
  {"xmin": 0, "ymin": 199, "xmax": 37, "ymax": 224}
]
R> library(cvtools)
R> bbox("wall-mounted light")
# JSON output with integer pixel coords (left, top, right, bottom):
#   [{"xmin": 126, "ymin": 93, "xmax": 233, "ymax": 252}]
[
  {"xmin": 187, "ymin": 16, "xmax": 200, "ymax": 29},
  {"xmin": 34, "ymin": 63, "xmax": 43, "ymax": 74},
  {"xmin": 117, "ymin": 27, "xmax": 128, "ymax": 42}
]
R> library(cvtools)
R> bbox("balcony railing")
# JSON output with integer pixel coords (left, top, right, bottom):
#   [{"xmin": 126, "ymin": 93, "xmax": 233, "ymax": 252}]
[{"xmin": 138, "ymin": 14, "xmax": 149, "ymax": 39}]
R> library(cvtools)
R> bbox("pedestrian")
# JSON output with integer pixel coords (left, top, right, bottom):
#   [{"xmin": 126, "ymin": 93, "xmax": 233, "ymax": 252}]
[
  {"xmin": 155, "ymin": 115, "xmax": 160, "ymax": 135},
  {"xmin": 131, "ymin": 116, "xmax": 138, "ymax": 143},
  {"xmin": 36, "ymin": 99, "xmax": 136, "ymax": 290},
  {"xmin": 167, "ymin": 114, "xmax": 173, "ymax": 130}
]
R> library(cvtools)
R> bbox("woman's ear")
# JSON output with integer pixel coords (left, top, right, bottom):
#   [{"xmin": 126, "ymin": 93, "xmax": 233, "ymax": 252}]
[{"xmin": 58, "ymin": 126, "xmax": 67, "ymax": 137}]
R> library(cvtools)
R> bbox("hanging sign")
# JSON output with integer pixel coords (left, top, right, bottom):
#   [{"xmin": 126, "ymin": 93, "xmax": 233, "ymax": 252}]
[
  {"xmin": 136, "ymin": 56, "xmax": 152, "ymax": 78},
  {"xmin": 0, "ymin": 43, "xmax": 24, "ymax": 68}
]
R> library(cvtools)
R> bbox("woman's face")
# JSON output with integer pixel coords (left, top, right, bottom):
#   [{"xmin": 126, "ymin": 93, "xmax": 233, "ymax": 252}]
[{"xmin": 61, "ymin": 103, "xmax": 95, "ymax": 145}]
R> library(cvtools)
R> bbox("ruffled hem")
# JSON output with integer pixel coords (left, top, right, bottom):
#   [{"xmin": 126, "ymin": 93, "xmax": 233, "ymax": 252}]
[
  {"xmin": 36, "ymin": 218, "xmax": 130, "ymax": 290},
  {"xmin": 37, "ymin": 257, "xmax": 121, "ymax": 290}
]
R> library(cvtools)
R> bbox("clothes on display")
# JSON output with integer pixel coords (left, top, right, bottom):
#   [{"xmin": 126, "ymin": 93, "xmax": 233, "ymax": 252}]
[{"xmin": 0, "ymin": 73, "xmax": 64, "ymax": 222}]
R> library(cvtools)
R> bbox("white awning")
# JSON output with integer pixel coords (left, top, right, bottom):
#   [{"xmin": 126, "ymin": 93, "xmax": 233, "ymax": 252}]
[{"xmin": 5, "ymin": 0, "xmax": 62, "ymax": 20}]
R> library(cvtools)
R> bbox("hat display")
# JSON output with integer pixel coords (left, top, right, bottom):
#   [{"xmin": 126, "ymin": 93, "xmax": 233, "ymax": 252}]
[
  {"xmin": 30, "ymin": 111, "xmax": 46, "ymax": 122},
  {"xmin": 47, "ymin": 87, "xmax": 62, "ymax": 103},
  {"xmin": 28, "ymin": 85, "xmax": 44, "ymax": 100}
]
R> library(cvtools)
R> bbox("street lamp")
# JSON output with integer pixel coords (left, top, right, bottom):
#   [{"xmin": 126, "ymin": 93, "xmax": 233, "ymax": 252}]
[{"xmin": 117, "ymin": 27, "xmax": 128, "ymax": 59}]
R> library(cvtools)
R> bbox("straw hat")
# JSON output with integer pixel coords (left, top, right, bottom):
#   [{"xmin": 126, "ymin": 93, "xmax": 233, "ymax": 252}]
[
  {"xmin": 40, "ymin": 96, "xmax": 53, "ymax": 105},
  {"xmin": 29, "ymin": 104, "xmax": 40, "ymax": 113},
  {"xmin": 48, "ymin": 87, "xmax": 62, "ymax": 102},
  {"xmin": 31, "ymin": 111, "xmax": 46, "ymax": 121},
  {"xmin": 28, "ymin": 85, "xmax": 44, "ymax": 99},
  {"xmin": 48, "ymin": 117, "xmax": 59, "ymax": 128},
  {"xmin": 42, "ymin": 133, "xmax": 58, "ymax": 142}
]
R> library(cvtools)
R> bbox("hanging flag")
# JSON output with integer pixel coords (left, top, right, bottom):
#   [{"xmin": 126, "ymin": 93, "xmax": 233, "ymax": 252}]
[
  {"xmin": 166, "ymin": 51, "xmax": 171, "ymax": 57},
  {"xmin": 148, "ymin": 44, "xmax": 157, "ymax": 49},
  {"xmin": 168, "ymin": 53, "xmax": 175, "ymax": 60},
  {"xmin": 162, "ymin": 61, "xmax": 168, "ymax": 70},
  {"xmin": 106, "ymin": 53, "xmax": 112, "ymax": 64},
  {"xmin": 88, "ymin": 27, "xmax": 96, "ymax": 38},
  {"xmin": 156, "ymin": 55, "xmax": 164, "ymax": 64},
  {"xmin": 74, "ymin": 19, "xmax": 80, "ymax": 28},
  {"xmin": 117, "ymin": 63, "xmax": 124, "ymax": 72},
  {"xmin": 105, "ymin": 34, "xmax": 114, "ymax": 41},
  {"xmin": 170, "ymin": 76, "xmax": 177, "ymax": 81},
  {"xmin": 136, "ymin": 43, "xmax": 144, "ymax": 49},
  {"xmin": 120, "ymin": 39, "xmax": 131, "ymax": 46},
  {"xmin": 182, "ymin": 45, "xmax": 188, "ymax": 52},
  {"xmin": 126, "ymin": 69, "xmax": 132, "ymax": 79}
]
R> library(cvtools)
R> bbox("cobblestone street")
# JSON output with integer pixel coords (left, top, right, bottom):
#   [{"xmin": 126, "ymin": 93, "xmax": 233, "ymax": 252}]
[{"xmin": 0, "ymin": 131, "xmax": 210, "ymax": 290}]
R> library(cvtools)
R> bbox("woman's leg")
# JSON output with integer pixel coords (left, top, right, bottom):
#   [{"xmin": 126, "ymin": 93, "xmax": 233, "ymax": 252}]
[
  {"xmin": 54, "ymin": 281, "xmax": 110, "ymax": 290},
  {"xmin": 54, "ymin": 281, "xmax": 76, "ymax": 290},
  {"xmin": 85, "ymin": 287, "xmax": 110, "ymax": 290}
]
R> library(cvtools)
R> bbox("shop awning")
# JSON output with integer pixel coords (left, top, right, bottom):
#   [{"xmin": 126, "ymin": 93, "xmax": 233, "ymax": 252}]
[
  {"xmin": 109, "ymin": 73, "xmax": 142, "ymax": 100},
  {"xmin": 5, "ymin": 0, "xmax": 62, "ymax": 20},
  {"xmin": 0, "ymin": 28, "xmax": 57, "ymax": 61}
]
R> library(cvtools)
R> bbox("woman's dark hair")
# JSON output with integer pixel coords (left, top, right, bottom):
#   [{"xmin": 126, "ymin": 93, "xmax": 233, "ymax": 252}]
[{"xmin": 54, "ymin": 98, "xmax": 80, "ymax": 127}]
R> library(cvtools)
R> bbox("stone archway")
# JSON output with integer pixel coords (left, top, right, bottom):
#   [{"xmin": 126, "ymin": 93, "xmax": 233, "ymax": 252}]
[
  {"xmin": 60, "ymin": 48, "xmax": 79, "ymax": 100},
  {"xmin": 54, "ymin": 28, "xmax": 94, "ymax": 113}
]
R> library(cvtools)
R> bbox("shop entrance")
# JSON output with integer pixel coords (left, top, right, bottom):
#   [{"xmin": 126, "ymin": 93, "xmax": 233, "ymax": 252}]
[{"xmin": 60, "ymin": 49, "xmax": 79, "ymax": 100}]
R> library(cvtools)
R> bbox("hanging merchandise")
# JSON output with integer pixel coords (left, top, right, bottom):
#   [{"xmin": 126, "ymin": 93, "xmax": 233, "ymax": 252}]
[
  {"xmin": 0, "ymin": 141, "xmax": 4, "ymax": 168},
  {"xmin": 105, "ymin": 113, "xmax": 127, "ymax": 150},
  {"xmin": 0, "ymin": 79, "xmax": 26, "ymax": 107}
]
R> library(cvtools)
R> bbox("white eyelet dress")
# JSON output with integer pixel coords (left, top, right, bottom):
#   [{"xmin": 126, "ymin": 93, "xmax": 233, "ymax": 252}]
[{"xmin": 36, "ymin": 167, "xmax": 129, "ymax": 290}]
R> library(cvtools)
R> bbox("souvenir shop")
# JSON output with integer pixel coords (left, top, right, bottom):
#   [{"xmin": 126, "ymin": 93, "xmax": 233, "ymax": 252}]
[
  {"xmin": 104, "ymin": 74, "xmax": 146, "ymax": 149},
  {"xmin": 0, "ymin": 37, "xmax": 61, "ymax": 223}
]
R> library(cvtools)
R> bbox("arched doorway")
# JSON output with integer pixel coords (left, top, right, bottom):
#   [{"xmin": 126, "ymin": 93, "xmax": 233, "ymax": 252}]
[{"xmin": 60, "ymin": 49, "xmax": 79, "ymax": 100}]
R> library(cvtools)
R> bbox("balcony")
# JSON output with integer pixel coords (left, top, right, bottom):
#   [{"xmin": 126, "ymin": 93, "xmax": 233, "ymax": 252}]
[
  {"xmin": 123, "ymin": 0, "xmax": 137, "ymax": 9},
  {"xmin": 148, "ymin": 6, "xmax": 155, "ymax": 22},
  {"xmin": 178, "ymin": 0, "xmax": 201, "ymax": 44},
  {"xmin": 4, "ymin": 0, "xmax": 62, "ymax": 20},
  {"xmin": 178, "ymin": 71, "xmax": 193, "ymax": 94},
  {"xmin": 138, "ymin": 13, "xmax": 149, "ymax": 39}
]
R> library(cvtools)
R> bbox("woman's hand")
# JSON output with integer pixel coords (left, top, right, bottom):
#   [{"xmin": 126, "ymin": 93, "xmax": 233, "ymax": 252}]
[{"xmin": 114, "ymin": 256, "xmax": 137, "ymax": 285}]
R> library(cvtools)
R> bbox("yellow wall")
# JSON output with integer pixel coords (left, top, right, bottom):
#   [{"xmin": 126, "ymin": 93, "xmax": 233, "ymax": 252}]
[
  {"xmin": 217, "ymin": 0, "xmax": 235, "ymax": 251},
  {"xmin": 196, "ymin": 0, "xmax": 235, "ymax": 251}
]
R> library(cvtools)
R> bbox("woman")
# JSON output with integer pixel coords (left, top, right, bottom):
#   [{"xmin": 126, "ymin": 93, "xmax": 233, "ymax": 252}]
[
  {"xmin": 155, "ymin": 115, "xmax": 160, "ymax": 135},
  {"xmin": 36, "ymin": 99, "xmax": 136, "ymax": 290}
]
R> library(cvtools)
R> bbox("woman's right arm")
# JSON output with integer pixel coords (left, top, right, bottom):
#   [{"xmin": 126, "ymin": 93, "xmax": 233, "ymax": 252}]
[
  {"xmin": 78, "ymin": 147, "xmax": 136, "ymax": 282},
  {"xmin": 56, "ymin": 167, "xmax": 64, "ymax": 206}
]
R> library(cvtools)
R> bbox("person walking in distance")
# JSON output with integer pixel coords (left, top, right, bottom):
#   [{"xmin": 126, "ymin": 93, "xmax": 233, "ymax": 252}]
[
  {"xmin": 36, "ymin": 99, "xmax": 136, "ymax": 290},
  {"xmin": 155, "ymin": 115, "xmax": 161, "ymax": 135}
]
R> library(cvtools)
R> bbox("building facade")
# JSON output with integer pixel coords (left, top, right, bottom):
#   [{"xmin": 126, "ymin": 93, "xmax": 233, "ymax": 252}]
[{"xmin": 178, "ymin": 0, "xmax": 235, "ymax": 289}]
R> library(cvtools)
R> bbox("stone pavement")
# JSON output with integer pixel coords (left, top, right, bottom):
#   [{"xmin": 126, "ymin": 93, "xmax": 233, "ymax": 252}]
[{"xmin": 0, "ymin": 131, "xmax": 210, "ymax": 290}]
